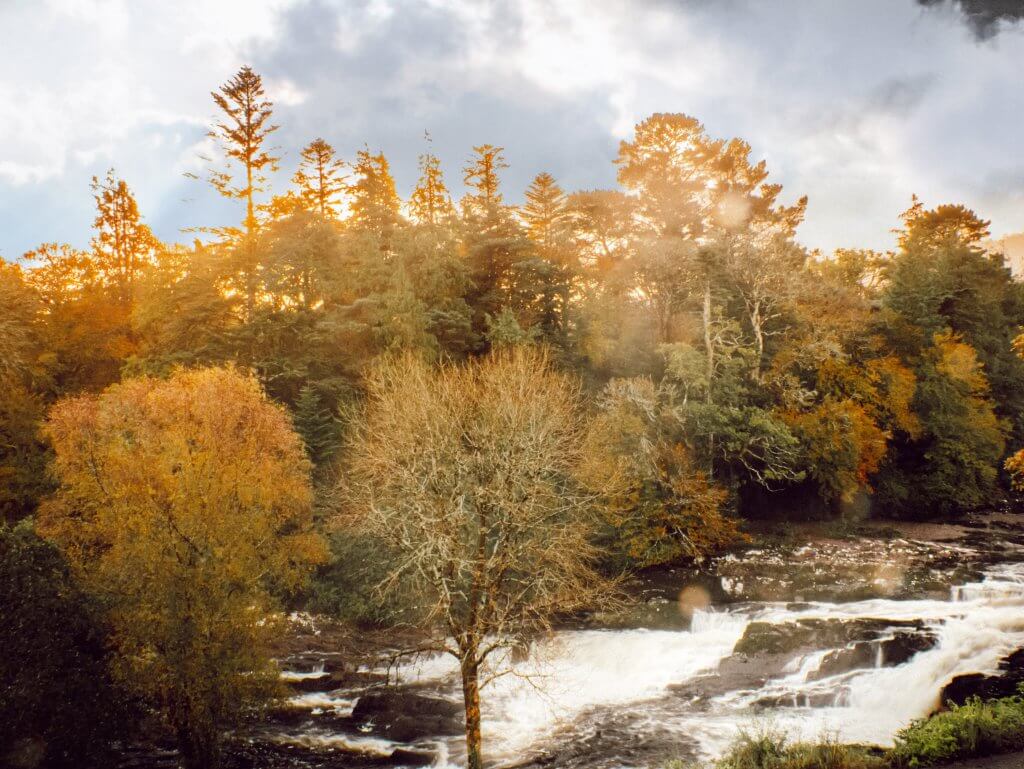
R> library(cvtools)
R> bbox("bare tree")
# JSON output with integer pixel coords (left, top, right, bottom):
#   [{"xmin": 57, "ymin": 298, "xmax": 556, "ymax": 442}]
[{"xmin": 340, "ymin": 348, "xmax": 615, "ymax": 769}]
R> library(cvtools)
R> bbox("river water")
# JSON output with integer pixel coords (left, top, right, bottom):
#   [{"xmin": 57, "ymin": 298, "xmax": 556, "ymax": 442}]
[{"xmin": 265, "ymin": 537, "xmax": 1024, "ymax": 768}]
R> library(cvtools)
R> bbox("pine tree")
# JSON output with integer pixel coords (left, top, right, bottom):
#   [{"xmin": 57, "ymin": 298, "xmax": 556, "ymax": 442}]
[
  {"xmin": 293, "ymin": 138, "xmax": 346, "ymax": 218},
  {"xmin": 409, "ymin": 150, "xmax": 453, "ymax": 226},
  {"xmin": 205, "ymin": 66, "xmax": 279, "ymax": 320},
  {"xmin": 292, "ymin": 384, "xmax": 339, "ymax": 466},
  {"xmin": 461, "ymin": 144, "xmax": 509, "ymax": 220},
  {"xmin": 90, "ymin": 169, "xmax": 158, "ymax": 306},
  {"xmin": 521, "ymin": 171, "xmax": 569, "ymax": 255},
  {"xmin": 347, "ymin": 148, "xmax": 402, "ymax": 248}
]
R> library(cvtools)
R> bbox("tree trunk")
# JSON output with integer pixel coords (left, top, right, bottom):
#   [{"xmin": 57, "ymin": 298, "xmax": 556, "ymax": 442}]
[
  {"xmin": 750, "ymin": 299, "xmax": 764, "ymax": 383},
  {"xmin": 173, "ymin": 706, "xmax": 220, "ymax": 769},
  {"xmin": 702, "ymin": 280, "xmax": 713, "ymax": 397},
  {"xmin": 460, "ymin": 656, "xmax": 483, "ymax": 769},
  {"xmin": 703, "ymin": 278, "xmax": 715, "ymax": 478}
]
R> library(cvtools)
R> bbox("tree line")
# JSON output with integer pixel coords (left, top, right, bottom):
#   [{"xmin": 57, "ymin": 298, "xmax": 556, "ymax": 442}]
[{"xmin": 3, "ymin": 65, "xmax": 1024, "ymax": 769}]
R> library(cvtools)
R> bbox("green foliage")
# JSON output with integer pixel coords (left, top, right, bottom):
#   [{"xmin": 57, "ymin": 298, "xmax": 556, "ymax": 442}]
[
  {"xmin": 582, "ymin": 377, "xmax": 744, "ymax": 566},
  {"xmin": 300, "ymin": 531, "xmax": 422, "ymax": 627},
  {"xmin": 0, "ymin": 522, "xmax": 132, "ymax": 768},
  {"xmin": 678, "ymin": 727, "xmax": 885, "ymax": 769},
  {"xmin": 292, "ymin": 384, "xmax": 341, "ymax": 467},
  {"xmin": 875, "ymin": 333, "xmax": 1007, "ymax": 517},
  {"xmin": 889, "ymin": 692, "xmax": 1024, "ymax": 767}
]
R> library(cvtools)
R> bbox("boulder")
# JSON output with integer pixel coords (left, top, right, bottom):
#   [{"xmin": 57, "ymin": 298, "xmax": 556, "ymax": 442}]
[
  {"xmin": 352, "ymin": 689, "xmax": 463, "ymax": 742},
  {"xmin": 941, "ymin": 648, "xmax": 1024, "ymax": 707},
  {"xmin": 733, "ymin": 618, "xmax": 925, "ymax": 657}
]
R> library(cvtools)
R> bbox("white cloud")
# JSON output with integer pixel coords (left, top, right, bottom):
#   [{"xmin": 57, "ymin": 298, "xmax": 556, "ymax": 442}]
[{"xmin": 2, "ymin": 0, "xmax": 1023, "ymax": 258}]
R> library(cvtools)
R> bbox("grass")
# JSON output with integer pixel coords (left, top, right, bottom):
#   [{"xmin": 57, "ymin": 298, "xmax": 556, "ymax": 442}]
[
  {"xmin": 888, "ymin": 693, "xmax": 1024, "ymax": 767},
  {"xmin": 678, "ymin": 692, "xmax": 1024, "ymax": 769},
  {"xmin": 674, "ymin": 727, "xmax": 886, "ymax": 769}
]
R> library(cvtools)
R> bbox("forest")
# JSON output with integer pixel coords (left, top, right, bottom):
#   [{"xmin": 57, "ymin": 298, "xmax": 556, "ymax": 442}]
[{"xmin": 3, "ymin": 65, "xmax": 1024, "ymax": 769}]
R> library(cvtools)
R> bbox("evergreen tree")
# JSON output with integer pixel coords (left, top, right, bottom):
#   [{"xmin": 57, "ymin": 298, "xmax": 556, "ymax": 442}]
[
  {"xmin": 461, "ymin": 143, "xmax": 508, "ymax": 220},
  {"xmin": 90, "ymin": 169, "xmax": 158, "ymax": 306},
  {"xmin": 522, "ymin": 171, "xmax": 569, "ymax": 254},
  {"xmin": 203, "ymin": 66, "xmax": 279, "ymax": 320},
  {"xmin": 347, "ymin": 148, "xmax": 402, "ymax": 249},
  {"xmin": 409, "ymin": 148, "xmax": 454, "ymax": 227},
  {"xmin": 292, "ymin": 384, "xmax": 340, "ymax": 467},
  {"xmin": 293, "ymin": 138, "xmax": 346, "ymax": 218}
]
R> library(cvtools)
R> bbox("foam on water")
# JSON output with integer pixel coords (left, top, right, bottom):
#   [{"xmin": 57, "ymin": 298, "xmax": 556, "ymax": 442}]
[{"xmin": 284, "ymin": 562, "xmax": 1024, "ymax": 765}]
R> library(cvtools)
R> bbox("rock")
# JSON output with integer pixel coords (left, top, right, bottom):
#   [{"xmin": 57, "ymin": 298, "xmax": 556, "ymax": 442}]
[
  {"xmin": 807, "ymin": 642, "xmax": 877, "ymax": 681},
  {"xmin": 941, "ymin": 648, "xmax": 1024, "ymax": 707},
  {"xmin": 387, "ymin": 748, "xmax": 437, "ymax": 767},
  {"xmin": 881, "ymin": 630, "xmax": 938, "ymax": 666},
  {"xmin": 352, "ymin": 689, "xmax": 463, "ymax": 742},
  {"xmin": 224, "ymin": 740, "xmax": 436, "ymax": 768},
  {"xmin": 733, "ymin": 618, "xmax": 926, "ymax": 656}
]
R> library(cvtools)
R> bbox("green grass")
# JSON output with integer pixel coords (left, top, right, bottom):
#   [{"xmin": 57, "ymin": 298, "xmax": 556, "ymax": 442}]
[
  {"xmin": 677, "ymin": 694, "xmax": 1024, "ymax": 769},
  {"xmin": 888, "ymin": 692, "xmax": 1024, "ymax": 767},
  {"xmin": 675, "ymin": 727, "xmax": 885, "ymax": 769}
]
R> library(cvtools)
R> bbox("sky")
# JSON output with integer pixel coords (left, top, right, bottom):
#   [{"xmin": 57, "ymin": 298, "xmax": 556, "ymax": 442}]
[{"xmin": 1, "ymin": 0, "xmax": 1023, "ymax": 260}]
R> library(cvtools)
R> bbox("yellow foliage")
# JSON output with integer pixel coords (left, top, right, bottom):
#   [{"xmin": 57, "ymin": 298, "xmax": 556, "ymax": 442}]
[
  {"xmin": 37, "ymin": 366, "xmax": 326, "ymax": 760},
  {"xmin": 784, "ymin": 398, "xmax": 888, "ymax": 502},
  {"xmin": 580, "ymin": 379, "xmax": 744, "ymax": 566}
]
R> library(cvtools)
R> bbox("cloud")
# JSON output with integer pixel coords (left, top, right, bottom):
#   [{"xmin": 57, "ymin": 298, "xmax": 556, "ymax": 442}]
[
  {"xmin": 916, "ymin": 0, "xmax": 1024, "ymax": 40},
  {"xmin": 2, "ymin": 0, "xmax": 1024, "ymax": 259}
]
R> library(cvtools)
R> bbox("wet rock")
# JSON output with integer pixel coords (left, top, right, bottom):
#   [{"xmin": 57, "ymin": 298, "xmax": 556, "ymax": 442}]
[
  {"xmin": 733, "ymin": 618, "xmax": 925, "ymax": 656},
  {"xmin": 881, "ymin": 630, "xmax": 938, "ymax": 666},
  {"xmin": 225, "ymin": 740, "xmax": 435, "ymax": 768},
  {"xmin": 509, "ymin": 720, "xmax": 700, "ymax": 769},
  {"xmin": 807, "ymin": 642, "xmax": 878, "ymax": 681},
  {"xmin": 941, "ymin": 648, "xmax": 1024, "ymax": 707},
  {"xmin": 352, "ymin": 689, "xmax": 463, "ymax": 742},
  {"xmin": 753, "ymin": 690, "xmax": 844, "ymax": 708}
]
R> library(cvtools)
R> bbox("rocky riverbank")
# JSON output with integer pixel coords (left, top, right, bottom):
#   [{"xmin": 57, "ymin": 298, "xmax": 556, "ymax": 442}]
[{"xmin": 118, "ymin": 510, "xmax": 1024, "ymax": 769}]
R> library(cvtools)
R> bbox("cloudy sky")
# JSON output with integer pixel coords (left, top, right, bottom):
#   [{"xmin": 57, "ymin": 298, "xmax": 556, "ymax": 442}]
[{"xmin": 1, "ymin": 0, "xmax": 1023, "ymax": 259}]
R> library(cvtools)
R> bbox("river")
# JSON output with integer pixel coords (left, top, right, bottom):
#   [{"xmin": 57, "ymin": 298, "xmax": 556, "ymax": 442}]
[{"xmin": 241, "ymin": 520, "xmax": 1024, "ymax": 769}]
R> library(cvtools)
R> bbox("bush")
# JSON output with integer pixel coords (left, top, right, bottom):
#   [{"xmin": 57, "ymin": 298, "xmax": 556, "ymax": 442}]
[
  {"xmin": 0, "ymin": 522, "xmax": 133, "ymax": 768},
  {"xmin": 679, "ymin": 727, "xmax": 886, "ymax": 769},
  {"xmin": 888, "ymin": 692, "xmax": 1024, "ymax": 767},
  {"xmin": 300, "ymin": 531, "xmax": 423, "ymax": 627}
]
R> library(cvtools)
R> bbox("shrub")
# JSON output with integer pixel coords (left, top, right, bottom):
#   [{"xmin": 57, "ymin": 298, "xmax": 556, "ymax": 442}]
[
  {"xmin": 679, "ymin": 727, "xmax": 886, "ymax": 769},
  {"xmin": 888, "ymin": 692, "xmax": 1024, "ymax": 767},
  {"xmin": 0, "ymin": 522, "xmax": 132, "ymax": 768}
]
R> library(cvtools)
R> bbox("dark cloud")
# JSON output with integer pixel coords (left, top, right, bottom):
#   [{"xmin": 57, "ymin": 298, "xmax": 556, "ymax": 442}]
[
  {"xmin": 917, "ymin": 0, "xmax": 1024, "ymax": 40},
  {"xmin": 249, "ymin": 1, "xmax": 619, "ymax": 202},
  {"xmin": 868, "ymin": 75, "xmax": 936, "ymax": 116}
]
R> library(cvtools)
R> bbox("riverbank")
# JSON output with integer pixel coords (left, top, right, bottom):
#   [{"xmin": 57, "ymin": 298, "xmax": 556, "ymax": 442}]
[{"xmin": 950, "ymin": 753, "xmax": 1024, "ymax": 768}]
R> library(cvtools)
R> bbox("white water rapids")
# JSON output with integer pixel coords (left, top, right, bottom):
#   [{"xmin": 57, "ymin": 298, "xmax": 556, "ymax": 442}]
[{"xmin": 281, "ymin": 560, "xmax": 1024, "ymax": 767}]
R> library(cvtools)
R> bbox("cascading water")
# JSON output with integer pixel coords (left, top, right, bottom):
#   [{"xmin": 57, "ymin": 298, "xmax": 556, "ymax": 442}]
[{"xmin": 276, "ymin": 559, "xmax": 1024, "ymax": 767}]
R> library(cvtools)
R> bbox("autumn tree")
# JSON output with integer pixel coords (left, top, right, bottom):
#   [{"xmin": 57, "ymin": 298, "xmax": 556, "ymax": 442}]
[
  {"xmin": 293, "ymin": 138, "xmax": 346, "ymax": 218},
  {"xmin": 347, "ymin": 147, "xmax": 402, "ymax": 247},
  {"xmin": 885, "ymin": 199, "xmax": 1024, "ymax": 443},
  {"xmin": 581, "ymin": 377, "xmax": 741, "ymax": 566},
  {"xmin": 23, "ymin": 242, "xmax": 134, "ymax": 394},
  {"xmin": 342, "ymin": 349, "xmax": 615, "ymax": 769},
  {"xmin": 38, "ymin": 367, "xmax": 326, "ymax": 769},
  {"xmin": 90, "ymin": 169, "xmax": 158, "ymax": 305},
  {"xmin": 203, "ymin": 66, "xmax": 279, "ymax": 319},
  {"xmin": 521, "ymin": 171, "xmax": 569, "ymax": 254},
  {"xmin": 1007, "ymin": 332, "xmax": 1024, "ymax": 491},
  {"xmin": 876, "ymin": 332, "xmax": 1007, "ymax": 517},
  {"xmin": 461, "ymin": 143, "xmax": 508, "ymax": 219},
  {"xmin": 409, "ymin": 146, "xmax": 454, "ymax": 227},
  {"xmin": 0, "ymin": 261, "xmax": 49, "ymax": 522}
]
